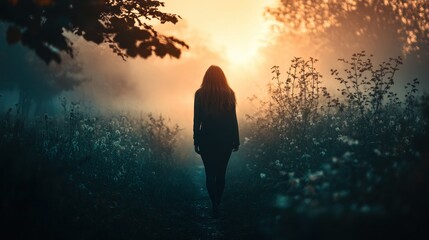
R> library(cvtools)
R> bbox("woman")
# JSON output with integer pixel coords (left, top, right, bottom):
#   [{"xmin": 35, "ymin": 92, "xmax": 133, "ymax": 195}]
[{"xmin": 193, "ymin": 65, "xmax": 239, "ymax": 218}]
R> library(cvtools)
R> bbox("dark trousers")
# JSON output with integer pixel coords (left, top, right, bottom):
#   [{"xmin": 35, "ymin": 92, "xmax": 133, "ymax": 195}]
[{"xmin": 200, "ymin": 146, "xmax": 232, "ymax": 207}]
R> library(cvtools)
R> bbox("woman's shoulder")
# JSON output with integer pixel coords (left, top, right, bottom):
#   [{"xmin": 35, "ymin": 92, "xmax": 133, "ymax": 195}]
[{"xmin": 195, "ymin": 88, "xmax": 202, "ymax": 97}]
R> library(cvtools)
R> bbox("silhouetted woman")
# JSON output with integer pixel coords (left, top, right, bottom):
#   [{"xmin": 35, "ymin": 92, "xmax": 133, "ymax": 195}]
[{"xmin": 193, "ymin": 65, "xmax": 239, "ymax": 218}]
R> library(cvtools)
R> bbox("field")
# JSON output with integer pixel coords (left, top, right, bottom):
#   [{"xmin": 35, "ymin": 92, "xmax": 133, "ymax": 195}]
[{"xmin": 1, "ymin": 52, "xmax": 428, "ymax": 239}]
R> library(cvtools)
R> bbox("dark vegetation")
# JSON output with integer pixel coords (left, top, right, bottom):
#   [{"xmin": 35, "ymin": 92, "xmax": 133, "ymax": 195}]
[
  {"xmin": 0, "ymin": 52, "xmax": 427, "ymax": 240},
  {"xmin": 0, "ymin": 0, "xmax": 188, "ymax": 64},
  {"xmin": 223, "ymin": 52, "xmax": 428, "ymax": 239},
  {"xmin": 0, "ymin": 98, "xmax": 198, "ymax": 239}
]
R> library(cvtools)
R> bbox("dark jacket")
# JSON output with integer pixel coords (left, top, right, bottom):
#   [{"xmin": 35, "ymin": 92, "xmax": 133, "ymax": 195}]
[{"xmin": 193, "ymin": 89, "xmax": 240, "ymax": 148}]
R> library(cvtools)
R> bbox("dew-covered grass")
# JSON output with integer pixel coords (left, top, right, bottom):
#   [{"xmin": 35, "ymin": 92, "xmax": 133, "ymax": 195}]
[
  {"xmin": 0, "ymin": 102, "xmax": 198, "ymax": 239},
  {"xmin": 219, "ymin": 52, "xmax": 429, "ymax": 239},
  {"xmin": 1, "ymin": 52, "xmax": 428, "ymax": 240}
]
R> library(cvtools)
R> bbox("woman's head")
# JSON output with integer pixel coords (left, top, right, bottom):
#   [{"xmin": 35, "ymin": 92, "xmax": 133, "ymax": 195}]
[
  {"xmin": 199, "ymin": 65, "xmax": 236, "ymax": 115},
  {"xmin": 201, "ymin": 65, "xmax": 229, "ymax": 90}
]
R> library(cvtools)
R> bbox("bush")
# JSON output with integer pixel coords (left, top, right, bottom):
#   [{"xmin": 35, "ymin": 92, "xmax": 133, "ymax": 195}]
[
  {"xmin": 237, "ymin": 52, "xmax": 428, "ymax": 239},
  {"xmin": 0, "ymin": 100, "xmax": 195, "ymax": 240}
]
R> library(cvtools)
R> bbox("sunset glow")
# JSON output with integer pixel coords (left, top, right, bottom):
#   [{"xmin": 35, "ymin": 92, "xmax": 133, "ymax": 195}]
[
  {"xmin": 1, "ymin": 1, "xmax": 428, "ymax": 238},
  {"xmin": 163, "ymin": 0, "xmax": 277, "ymax": 66}
]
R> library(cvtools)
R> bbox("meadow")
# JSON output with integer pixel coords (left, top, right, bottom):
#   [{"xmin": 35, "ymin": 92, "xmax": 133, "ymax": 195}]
[{"xmin": 1, "ymin": 52, "xmax": 427, "ymax": 239}]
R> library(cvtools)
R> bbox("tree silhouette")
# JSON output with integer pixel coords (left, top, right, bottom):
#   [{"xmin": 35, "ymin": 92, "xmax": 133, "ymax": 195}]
[
  {"xmin": 0, "ymin": 0, "xmax": 189, "ymax": 64},
  {"xmin": 267, "ymin": 0, "xmax": 428, "ymax": 56}
]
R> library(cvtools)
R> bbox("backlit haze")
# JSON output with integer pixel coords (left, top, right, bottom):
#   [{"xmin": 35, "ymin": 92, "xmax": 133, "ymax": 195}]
[
  {"xmin": 1, "ymin": 0, "xmax": 428, "ymax": 139},
  {"xmin": 76, "ymin": 0, "xmax": 281, "ymax": 133}
]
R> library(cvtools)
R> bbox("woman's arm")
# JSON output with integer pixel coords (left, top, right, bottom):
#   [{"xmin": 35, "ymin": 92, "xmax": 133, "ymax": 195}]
[
  {"xmin": 193, "ymin": 91, "xmax": 202, "ymax": 149},
  {"xmin": 232, "ymin": 106, "xmax": 240, "ymax": 151}
]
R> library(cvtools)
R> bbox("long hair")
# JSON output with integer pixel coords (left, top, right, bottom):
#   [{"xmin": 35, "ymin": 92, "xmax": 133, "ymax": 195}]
[{"xmin": 199, "ymin": 65, "xmax": 236, "ymax": 116}]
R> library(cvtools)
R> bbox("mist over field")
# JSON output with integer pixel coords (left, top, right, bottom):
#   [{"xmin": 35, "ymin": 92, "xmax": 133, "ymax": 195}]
[{"xmin": 1, "ymin": 0, "xmax": 428, "ymax": 239}]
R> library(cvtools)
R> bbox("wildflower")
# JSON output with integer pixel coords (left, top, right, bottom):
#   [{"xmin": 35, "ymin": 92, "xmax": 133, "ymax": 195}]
[
  {"xmin": 244, "ymin": 137, "xmax": 251, "ymax": 145},
  {"xmin": 373, "ymin": 148, "xmax": 381, "ymax": 156},
  {"xmin": 313, "ymin": 138, "xmax": 320, "ymax": 145},
  {"xmin": 289, "ymin": 178, "xmax": 300, "ymax": 186},
  {"xmin": 342, "ymin": 151, "xmax": 353, "ymax": 159},
  {"xmin": 360, "ymin": 205, "xmax": 371, "ymax": 213},
  {"xmin": 274, "ymin": 159, "xmax": 283, "ymax": 167},
  {"xmin": 321, "ymin": 163, "xmax": 331, "ymax": 171},
  {"xmin": 308, "ymin": 171, "xmax": 324, "ymax": 181},
  {"xmin": 321, "ymin": 182, "xmax": 330, "ymax": 189},
  {"xmin": 260, "ymin": 173, "xmax": 266, "ymax": 179},
  {"xmin": 301, "ymin": 153, "xmax": 311, "ymax": 159},
  {"xmin": 366, "ymin": 172, "xmax": 373, "ymax": 180},
  {"xmin": 338, "ymin": 135, "xmax": 359, "ymax": 146},
  {"xmin": 113, "ymin": 141, "xmax": 121, "ymax": 147},
  {"xmin": 333, "ymin": 190, "xmax": 349, "ymax": 201},
  {"xmin": 275, "ymin": 195, "xmax": 290, "ymax": 209}
]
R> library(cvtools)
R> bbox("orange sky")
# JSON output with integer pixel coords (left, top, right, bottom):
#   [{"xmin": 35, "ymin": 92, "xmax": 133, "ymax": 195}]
[
  {"xmin": 77, "ymin": 0, "xmax": 282, "ymax": 137},
  {"xmin": 73, "ymin": 0, "xmax": 427, "ymax": 140},
  {"xmin": 162, "ymin": 0, "xmax": 278, "ymax": 66}
]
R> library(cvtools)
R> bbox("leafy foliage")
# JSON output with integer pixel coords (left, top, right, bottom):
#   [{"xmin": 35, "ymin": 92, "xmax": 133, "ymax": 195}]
[
  {"xmin": 237, "ymin": 52, "xmax": 428, "ymax": 239},
  {"xmin": 0, "ymin": 51, "xmax": 427, "ymax": 239},
  {"xmin": 0, "ymin": 0, "xmax": 189, "ymax": 63},
  {"xmin": 267, "ymin": 0, "xmax": 429, "ymax": 55},
  {"xmin": 0, "ymin": 99, "xmax": 195, "ymax": 239},
  {"xmin": 248, "ymin": 52, "xmax": 423, "ymax": 168},
  {"xmin": 330, "ymin": 51, "xmax": 404, "ymax": 115}
]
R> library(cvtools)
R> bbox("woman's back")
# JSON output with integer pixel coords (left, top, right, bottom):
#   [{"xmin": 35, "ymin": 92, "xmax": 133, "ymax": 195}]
[{"xmin": 194, "ymin": 88, "xmax": 239, "ymax": 148}]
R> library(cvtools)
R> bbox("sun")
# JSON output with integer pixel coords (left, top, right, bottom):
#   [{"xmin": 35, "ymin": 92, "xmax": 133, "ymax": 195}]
[{"xmin": 224, "ymin": 44, "xmax": 260, "ymax": 66}]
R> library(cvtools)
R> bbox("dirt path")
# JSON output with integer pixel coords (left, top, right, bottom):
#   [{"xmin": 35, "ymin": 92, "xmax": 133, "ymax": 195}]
[{"xmin": 190, "ymin": 163, "xmax": 225, "ymax": 240}]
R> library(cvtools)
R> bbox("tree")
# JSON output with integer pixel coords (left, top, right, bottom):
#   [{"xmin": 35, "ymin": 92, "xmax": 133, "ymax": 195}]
[
  {"xmin": 0, "ymin": 0, "xmax": 189, "ymax": 64},
  {"xmin": 267, "ymin": 0, "xmax": 428, "ymax": 56}
]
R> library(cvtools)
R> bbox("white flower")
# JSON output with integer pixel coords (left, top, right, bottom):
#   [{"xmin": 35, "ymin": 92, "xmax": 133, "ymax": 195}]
[
  {"xmin": 373, "ymin": 148, "xmax": 381, "ymax": 156},
  {"xmin": 275, "ymin": 195, "xmax": 290, "ymax": 209},
  {"xmin": 360, "ymin": 205, "xmax": 371, "ymax": 213},
  {"xmin": 308, "ymin": 171, "xmax": 324, "ymax": 181},
  {"xmin": 338, "ymin": 135, "xmax": 359, "ymax": 146},
  {"xmin": 260, "ymin": 173, "xmax": 266, "ymax": 179},
  {"xmin": 342, "ymin": 151, "xmax": 353, "ymax": 159},
  {"xmin": 289, "ymin": 178, "xmax": 300, "ymax": 185}
]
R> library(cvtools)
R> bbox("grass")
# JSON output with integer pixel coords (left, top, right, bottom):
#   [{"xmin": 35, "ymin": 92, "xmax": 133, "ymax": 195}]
[{"xmin": 0, "ymin": 52, "xmax": 427, "ymax": 239}]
